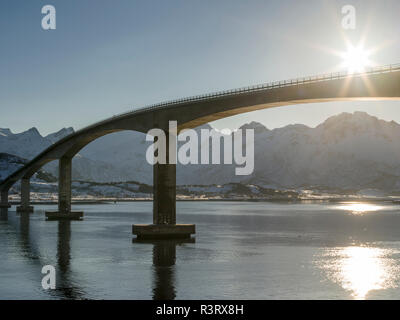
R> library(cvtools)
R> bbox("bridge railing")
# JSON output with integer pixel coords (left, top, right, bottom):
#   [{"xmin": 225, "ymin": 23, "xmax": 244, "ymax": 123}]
[
  {"xmin": 131, "ymin": 62, "xmax": 400, "ymax": 112},
  {"xmin": 74, "ymin": 63, "xmax": 400, "ymax": 134}
]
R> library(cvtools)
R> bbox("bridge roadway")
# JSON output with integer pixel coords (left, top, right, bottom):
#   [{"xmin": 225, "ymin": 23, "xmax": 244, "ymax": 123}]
[{"xmin": 1, "ymin": 64, "xmax": 400, "ymax": 239}]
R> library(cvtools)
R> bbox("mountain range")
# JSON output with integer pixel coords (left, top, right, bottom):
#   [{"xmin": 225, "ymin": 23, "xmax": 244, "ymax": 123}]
[{"xmin": 2, "ymin": 111, "xmax": 400, "ymax": 192}]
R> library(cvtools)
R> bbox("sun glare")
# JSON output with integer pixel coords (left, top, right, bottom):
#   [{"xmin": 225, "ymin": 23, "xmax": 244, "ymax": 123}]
[
  {"xmin": 336, "ymin": 202, "xmax": 382, "ymax": 215},
  {"xmin": 319, "ymin": 246, "xmax": 398, "ymax": 299},
  {"xmin": 341, "ymin": 44, "xmax": 371, "ymax": 74}
]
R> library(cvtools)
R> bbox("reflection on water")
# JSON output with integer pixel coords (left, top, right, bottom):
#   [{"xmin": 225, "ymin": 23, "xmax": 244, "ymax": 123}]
[
  {"xmin": 317, "ymin": 246, "xmax": 400, "ymax": 299},
  {"xmin": 134, "ymin": 238, "xmax": 195, "ymax": 300},
  {"xmin": 11, "ymin": 213, "xmax": 86, "ymax": 299},
  {"xmin": 0, "ymin": 208, "xmax": 8, "ymax": 220},
  {"xmin": 336, "ymin": 202, "xmax": 383, "ymax": 215},
  {"xmin": 55, "ymin": 221, "xmax": 86, "ymax": 299},
  {"xmin": 57, "ymin": 221, "xmax": 71, "ymax": 274},
  {"xmin": 152, "ymin": 241, "xmax": 177, "ymax": 300},
  {"xmin": 9, "ymin": 207, "xmax": 194, "ymax": 300},
  {"xmin": 3, "ymin": 201, "xmax": 400, "ymax": 299},
  {"xmin": 17, "ymin": 212, "xmax": 41, "ymax": 262},
  {"xmin": 20, "ymin": 212, "xmax": 30, "ymax": 248}
]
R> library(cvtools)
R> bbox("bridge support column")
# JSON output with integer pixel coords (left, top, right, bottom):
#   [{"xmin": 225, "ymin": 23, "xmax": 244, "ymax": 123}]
[
  {"xmin": 45, "ymin": 156, "xmax": 83, "ymax": 221},
  {"xmin": 153, "ymin": 161, "xmax": 177, "ymax": 224},
  {"xmin": 17, "ymin": 178, "xmax": 34, "ymax": 213},
  {"xmin": 0, "ymin": 189, "xmax": 11, "ymax": 209},
  {"xmin": 59, "ymin": 156, "xmax": 72, "ymax": 213},
  {"xmin": 133, "ymin": 124, "xmax": 195, "ymax": 240}
]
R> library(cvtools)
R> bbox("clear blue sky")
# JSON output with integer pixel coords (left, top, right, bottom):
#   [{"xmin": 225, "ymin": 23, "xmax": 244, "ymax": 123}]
[{"xmin": 2, "ymin": 0, "xmax": 400, "ymax": 135}]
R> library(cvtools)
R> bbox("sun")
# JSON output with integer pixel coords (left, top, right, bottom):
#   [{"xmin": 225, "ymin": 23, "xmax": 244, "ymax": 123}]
[{"xmin": 340, "ymin": 44, "xmax": 371, "ymax": 74}]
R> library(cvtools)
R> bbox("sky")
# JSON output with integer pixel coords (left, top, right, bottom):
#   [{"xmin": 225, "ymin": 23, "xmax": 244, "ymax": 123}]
[{"xmin": 2, "ymin": 0, "xmax": 400, "ymax": 135}]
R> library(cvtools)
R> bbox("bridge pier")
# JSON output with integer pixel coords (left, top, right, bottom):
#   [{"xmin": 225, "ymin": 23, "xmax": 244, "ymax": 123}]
[
  {"xmin": 153, "ymin": 161, "xmax": 177, "ymax": 225},
  {"xmin": 133, "ymin": 124, "xmax": 195, "ymax": 240},
  {"xmin": 46, "ymin": 156, "xmax": 83, "ymax": 221},
  {"xmin": 16, "ymin": 178, "xmax": 34, "ymax": 213},
  {"xmin": 0, "ymin": 189, "xmax": 11, "ymax": 209}
]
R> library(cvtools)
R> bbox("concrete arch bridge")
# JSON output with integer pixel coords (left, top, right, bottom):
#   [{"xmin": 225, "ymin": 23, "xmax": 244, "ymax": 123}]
[{"xmin": 1, "ymin": 64, "xmax": 400, "ymax": 239}]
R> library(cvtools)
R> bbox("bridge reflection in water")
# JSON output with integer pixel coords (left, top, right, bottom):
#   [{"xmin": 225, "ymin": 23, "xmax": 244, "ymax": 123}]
[
  {"xmin": 153, "ymin": 241, "xmax": 177, "ymax": 300},
  {"xmin": 4, "ymin": 209, "xmax": 86, "ymax": 299},
  {"xmin": 0, "ymin": 208, "xmax": 7, "ymax": 221},
  {"xmin": 133, "ymin": 237, "xmax": 195, "ymax": 300},
  {"xmin": 3, "ymin": 208, "xmax": 194, "ymax": 300},
  {"xmin": 55, "ymin": 220, "xmax": 87, "ymax": 299}
]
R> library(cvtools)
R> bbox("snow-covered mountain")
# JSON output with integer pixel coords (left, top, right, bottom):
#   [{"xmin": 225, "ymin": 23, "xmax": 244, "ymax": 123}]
[
  {"xmin": 245, "ymin": 111, "xmax": 400, "ymax": 190},
  {"xmin": 2, "ymin": 111, "xmax": 400, "ymax": 192},
  {"xmin": 78, "ymin": 130, "xmax": 153, "ymax": 183},
  {"xmin": 45, "ymin": 127, "xmax": 74, "ymax": 144},
  {"xmin": 0, "ymin": 153, "xmax": 57, "ymax": 183},
  {"xmin": 77, "ymin": 123, "xmax": 219, "ymax": 184},
  {"xmin": 0, "ymin": 127, "xmax": 51, "ymax": 160},
  {"xmin": 0, "ymin": 127, "xmax": 127, "ymax": 182},
  {"xmin": 177, "ymin": 111, "xmax": 400, "ymax": 190},
  {"xmin": 0, "ymin": 127, "xmax": 74, "ymax": 159}
]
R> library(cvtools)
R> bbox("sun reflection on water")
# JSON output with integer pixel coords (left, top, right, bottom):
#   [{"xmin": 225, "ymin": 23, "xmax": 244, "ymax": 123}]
[
  {"xmin": 318, "ymin": 246, "xmax": 399, "ymax": 299},
  {"xmin": 336, "ymin": 202, "xmax": 383, "ymax": 215}
]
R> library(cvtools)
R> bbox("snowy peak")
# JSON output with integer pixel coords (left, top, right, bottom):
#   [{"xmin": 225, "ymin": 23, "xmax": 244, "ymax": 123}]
[
  {"xmin": 45, "ymin": 127, "xmax": 74, "ymax": 144},
  {"xmin": 318, "ymin": 111, "xmax": 399, "ymax": 132},
  {"xmin": 0, "ymin": 126, "xmax": 73, "ymax": 165},
  {"xmin": 239, "ymin": 121, "xmax": 268, "ymax": 133},
  {"xmin": 25, "ymin": 127, "xmax": 42, "ymax": 137},
  {"xmin": 274, "ymin": 123, "xmax": 310, "ymax": 134},
  {"xmin": 315, "ymin": 111, "xmax": 400, "ymax": 143}
]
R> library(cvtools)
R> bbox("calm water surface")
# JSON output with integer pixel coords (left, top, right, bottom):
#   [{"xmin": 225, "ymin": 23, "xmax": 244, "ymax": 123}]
[{"xmin": 1, "ymin": 201, "xmax": 400, "ymax": 300}]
